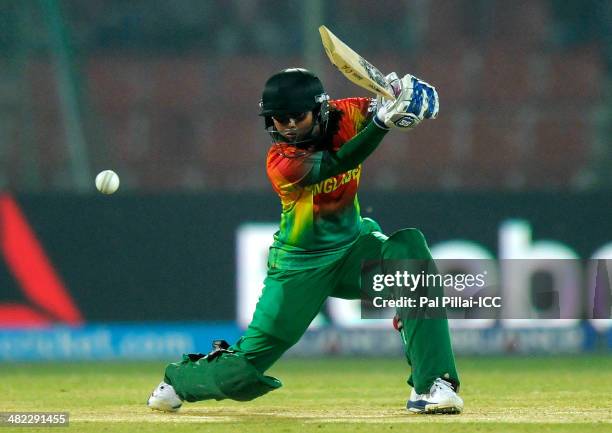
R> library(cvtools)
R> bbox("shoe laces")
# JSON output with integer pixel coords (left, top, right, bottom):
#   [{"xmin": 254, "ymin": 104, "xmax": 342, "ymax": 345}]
[{"xmin": 432, "ymin": 378, "xmax": 454, "ymax": 394}]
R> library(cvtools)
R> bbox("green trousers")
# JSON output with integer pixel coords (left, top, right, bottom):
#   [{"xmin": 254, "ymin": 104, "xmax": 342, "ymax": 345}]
[{"xmin": 231, "ymin": 219, "xmax": 459, "ymax": 395}]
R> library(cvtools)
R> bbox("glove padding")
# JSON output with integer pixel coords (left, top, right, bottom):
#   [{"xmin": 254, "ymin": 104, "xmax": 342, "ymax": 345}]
[
  {"xmin": 384, "ymin": 72, "xmax": 402, "ymax": 98},
  {"xmin": 374, "ymin": 74, "xmax": 439, "ymax": 131}
]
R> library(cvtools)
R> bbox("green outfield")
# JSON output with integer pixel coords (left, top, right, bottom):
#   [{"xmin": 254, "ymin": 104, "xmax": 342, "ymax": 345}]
[{"xmin": 1, "ymin": 356, "xmax": 611, "ymax": 433}]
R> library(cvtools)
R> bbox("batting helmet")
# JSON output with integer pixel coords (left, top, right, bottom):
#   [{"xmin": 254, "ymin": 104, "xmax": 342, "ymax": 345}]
[{"xmin": 259, "ymin": 68, "xmax": 328, "ymax": 116}]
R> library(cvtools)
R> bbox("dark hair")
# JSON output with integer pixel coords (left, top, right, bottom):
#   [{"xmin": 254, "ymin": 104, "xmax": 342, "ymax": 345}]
[{"xmin": 312, "ymin": 106, "xmax": 343, "ymax": 151}]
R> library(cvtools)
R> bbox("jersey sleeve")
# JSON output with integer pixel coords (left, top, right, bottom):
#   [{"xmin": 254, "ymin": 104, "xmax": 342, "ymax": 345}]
[
  {"xmin": 333, "ymin": 97, "xmax": 376, "ymax": 139},
  {"xmin": 267, "ymin": 149, "xmax": 324, "ymax": 193},
  {"xmin": 315, "ymin": 120, "xmax": 387, "ymax": 182}
]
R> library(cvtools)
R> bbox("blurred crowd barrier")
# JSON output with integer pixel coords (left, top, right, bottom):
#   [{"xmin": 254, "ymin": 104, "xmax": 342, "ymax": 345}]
[
  {"xmin": 0, "ymin": 0, "xmax": 610, "ymax": 191},
  {"xmin": 0, "ymin": 191, "xmax": 610, "ymax": 358}
]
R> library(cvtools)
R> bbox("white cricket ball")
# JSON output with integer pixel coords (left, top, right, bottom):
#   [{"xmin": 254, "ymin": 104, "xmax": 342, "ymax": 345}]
[{"xmin": 95, "ymin": 170, "xmax": 120, "ymax": 194}]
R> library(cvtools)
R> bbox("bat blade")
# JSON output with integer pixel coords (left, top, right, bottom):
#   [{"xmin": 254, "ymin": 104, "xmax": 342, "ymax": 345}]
[{"xmin": 319, "ymin": 25, "xmax": 395, "ymax": 100}]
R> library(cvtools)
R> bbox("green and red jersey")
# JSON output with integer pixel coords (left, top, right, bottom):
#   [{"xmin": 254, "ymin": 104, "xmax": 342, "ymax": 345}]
[{"xmin": 266, "ymin": 97, "xmax": 387, "ymax": 269}]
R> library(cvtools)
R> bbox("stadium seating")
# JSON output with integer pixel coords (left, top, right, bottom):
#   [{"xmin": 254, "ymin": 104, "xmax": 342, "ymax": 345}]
[{"xmin": 0, "ymin": 0, "xmax": 606, "ymax": 191}]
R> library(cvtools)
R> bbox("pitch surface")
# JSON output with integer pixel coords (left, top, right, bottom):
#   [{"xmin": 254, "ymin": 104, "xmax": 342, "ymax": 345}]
[{"xmin": 2, "ymin": 356, "xmax": 610, "ymax": 432}]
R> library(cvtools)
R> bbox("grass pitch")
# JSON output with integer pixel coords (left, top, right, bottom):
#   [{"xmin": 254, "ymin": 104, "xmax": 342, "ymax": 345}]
[{"xmin": 1, "ymin": 356, "xmax": 611, "ymax": 432}]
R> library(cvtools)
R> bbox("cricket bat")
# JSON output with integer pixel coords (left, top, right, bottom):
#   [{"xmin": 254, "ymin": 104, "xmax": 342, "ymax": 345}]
[{"xmin": 319, "ymin": 25, "xmax": 396, "ymax": 100}]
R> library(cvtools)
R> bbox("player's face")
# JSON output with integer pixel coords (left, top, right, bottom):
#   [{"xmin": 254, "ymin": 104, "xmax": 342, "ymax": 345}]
[{"xmin": 272, "ymin": 112, "xmax": 315, "ymax": 142}]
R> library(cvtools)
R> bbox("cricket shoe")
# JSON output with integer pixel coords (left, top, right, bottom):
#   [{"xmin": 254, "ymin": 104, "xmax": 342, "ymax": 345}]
[
  {"xmin": 147, "ymin": 381, "xmax": 182, "ymax": 412},
  {"xmin": 407, "ymin": 378, "xmax": 463, "ymax": 414}
]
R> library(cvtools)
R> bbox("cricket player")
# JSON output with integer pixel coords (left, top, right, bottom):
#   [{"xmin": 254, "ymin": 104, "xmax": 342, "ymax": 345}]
[{"xmin": 148, "ymin": 68, "xmax": 463, "ymax": 414}]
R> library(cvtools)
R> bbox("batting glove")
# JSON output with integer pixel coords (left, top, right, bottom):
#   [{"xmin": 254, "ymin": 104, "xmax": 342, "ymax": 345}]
[{"xmin": 374, "ymin": 74, "xmax": 439, "ymax": 131}]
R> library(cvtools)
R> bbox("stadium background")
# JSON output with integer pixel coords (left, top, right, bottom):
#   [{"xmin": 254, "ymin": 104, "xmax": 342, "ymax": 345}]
[{"xmin": 0, "ymin": 0, "xmax": 611, "ymax": 361}]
